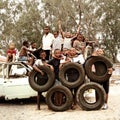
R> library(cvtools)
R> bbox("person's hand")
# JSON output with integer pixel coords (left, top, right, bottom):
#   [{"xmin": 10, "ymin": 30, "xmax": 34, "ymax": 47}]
[
  {"xmin": 58, "ymin": 20, "xmax": 62, "ymax": 29},
  {"xmin": 50, "ymin": 66, "xmax": 54, "ymax": 71},
  {"xmin": 45, "ymin": 63, "xmax": 54, "ymax": 71},
  {"xmin": 40, "ymin": 71, "xmax": 44, "ymax": 76}
]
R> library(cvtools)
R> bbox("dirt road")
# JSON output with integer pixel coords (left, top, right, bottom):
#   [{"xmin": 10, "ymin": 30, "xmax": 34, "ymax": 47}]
[{"xmin": 0, "ymin": 83, "xmax": 120, "ymax": 120}]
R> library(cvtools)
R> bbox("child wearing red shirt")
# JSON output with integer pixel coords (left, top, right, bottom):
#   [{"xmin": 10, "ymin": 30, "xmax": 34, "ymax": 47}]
[{"xmin": 6, "ymin": 42, "xmax": 16, "ymax": 62}]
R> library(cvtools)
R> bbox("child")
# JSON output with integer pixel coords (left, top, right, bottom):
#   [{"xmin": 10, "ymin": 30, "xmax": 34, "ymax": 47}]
[
  {"xmin": 85, "ymin": 48, "xmax": 113, "ymax": 110},
  {"xmin": 33, "ymin": 50, "xmax": 53, "ymax": 110},
  {"xmin": 18, "ymin": 41, "xmax": 34, "ymax": 65},
  {"xmin": 48, "ymin": 49, "xmax": 63, "ymax": 106},
  {"xmin": 48, "ymin": 49, "xmax": 62, "ymax": 80},
  {"xmin": 33, "ymin": 50, "xmax": 53, "ymax": 75},
  {"xmin": 30, "ymin": 41, "xmax": 37, "ymax": 51},
  {"xmin": 60, "ymin": 48, "xmax": 71, "ymax": 68},
  {"xmin": 6, "ymin": 42, "xmax": 16, "ymax": 62}
]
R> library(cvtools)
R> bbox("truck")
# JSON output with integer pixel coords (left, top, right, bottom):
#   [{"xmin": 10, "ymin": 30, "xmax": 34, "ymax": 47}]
[{"xmin": 0, "ymin": 62, "xmax": 37, "ymax": 100}]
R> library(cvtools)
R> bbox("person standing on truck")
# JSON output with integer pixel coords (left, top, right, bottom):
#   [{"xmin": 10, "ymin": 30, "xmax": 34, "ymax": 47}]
[
  {"xmin": 6, "ymin": 42, "xmax": 16, "ymax": 62},
  {"xmin": 18, "ymin": 41, "xmax": 34, "ymax": 66}
]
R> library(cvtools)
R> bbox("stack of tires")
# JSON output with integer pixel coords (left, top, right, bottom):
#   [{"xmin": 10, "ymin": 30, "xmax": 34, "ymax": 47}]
[{"xmin": 29, "ymin": 56, "xmax": 112, "ymax": 111}]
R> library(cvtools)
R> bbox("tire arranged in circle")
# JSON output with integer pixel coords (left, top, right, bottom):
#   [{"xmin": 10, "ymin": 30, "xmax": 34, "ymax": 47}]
[
  {"xmin": 29, "ymin": 66, "xmax": 55, "ymax": 92},
  {"xmin": 76, "ymin": 82, "xmax": 106, "ymax": 111},
  {"xmin": 59, "ymin": 62, "xmax": 85, "ymax": 88},
  {"xmin": 46, "ymin": 85, "xmax": 73, "ymax": 111},
  {"xmin": 84, "ymin": 56, "xmax": 113, "ymax": 83}
]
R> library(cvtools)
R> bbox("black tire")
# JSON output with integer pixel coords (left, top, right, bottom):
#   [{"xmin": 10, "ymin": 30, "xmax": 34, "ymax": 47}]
[
  {"xmin": 29, "ymin": 66, "xmax": 55, "ymax": 92},
  {"xmin": 76, "ymin": 82, "xmax": 106, "ymax": 111},
  {"xmin": 84, "ymin": 56, "xmax": 113, "ymax": 83},
  {"xmin": 46, "ymin": 85, "xmax": 73, "ymax": 111},
  {"xmin": 59, "ymin": 62, "xmax": 85, "ymax": 88}
]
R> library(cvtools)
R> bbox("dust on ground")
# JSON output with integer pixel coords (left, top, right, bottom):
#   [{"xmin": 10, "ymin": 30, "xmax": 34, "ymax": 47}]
[{"xmin": 0, "ymin": 83, "xmax": 120, "ymax": 120}]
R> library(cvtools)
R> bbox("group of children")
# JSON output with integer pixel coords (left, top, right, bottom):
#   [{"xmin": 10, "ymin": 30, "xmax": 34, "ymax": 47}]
[
  {"xmin": 33, "ymin": 46, "xmax": 113, "ymax": 110},
  {"xmin": 3, "ymin": 33, "xmax": 113, "ymax": 110},
  {"xmin": 5, "ymin": 41, "xmax": 36, "ymax": 64}
]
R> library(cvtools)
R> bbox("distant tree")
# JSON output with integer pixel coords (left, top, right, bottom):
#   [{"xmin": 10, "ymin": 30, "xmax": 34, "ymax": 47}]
[
  {"xmin": 95, "ymin": 0, "xmax": 120, "ymax": 62},
  {"xmin": 15, "ymin": 0, "xmax": 44, "ymax": 49}
]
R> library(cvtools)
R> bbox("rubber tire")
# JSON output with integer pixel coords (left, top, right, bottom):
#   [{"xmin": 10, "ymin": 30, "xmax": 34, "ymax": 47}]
[
  {"xmin": 29, "ymin": 66, "xmax": 55, "ymax": 92},
  {"xmin": 59, "ymin": 62, "xmax": 85, "ymax": 88},
  {"xmin": 46, "ymin": 85, "xmax": 73, "ymax": 111},
  {"xmin": 76, "ymin": 82, "xmax": 106, "ymax": 111},
  {"xmin": 84, "ymin": 56, "xmax": 113, "ymax": 83}
]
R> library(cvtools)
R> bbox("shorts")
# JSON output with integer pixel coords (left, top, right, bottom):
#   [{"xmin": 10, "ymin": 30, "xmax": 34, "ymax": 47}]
[
  {"xmin": 100, "ymin": 80, "xmax": 109, "ymax": 94},
  {"xmin": 18, "ymin": 56, "xmax": 28, "ymax": 61}
]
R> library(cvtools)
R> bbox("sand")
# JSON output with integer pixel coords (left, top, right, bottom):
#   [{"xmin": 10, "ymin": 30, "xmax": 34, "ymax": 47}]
[{"xmin": 0, "ymin": 82, "xmax": 120, "ymax": 120}]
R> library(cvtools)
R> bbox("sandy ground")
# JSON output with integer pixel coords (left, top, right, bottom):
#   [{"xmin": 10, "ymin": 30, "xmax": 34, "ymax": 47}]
[{"xmin": 0, "ymin": 82, "xmax": 120, "ymax": 120}]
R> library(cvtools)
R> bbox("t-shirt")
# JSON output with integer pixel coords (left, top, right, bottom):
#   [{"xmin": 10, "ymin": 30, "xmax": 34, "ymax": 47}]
[
  {"xmin": 34, "ymin": 59, "xmax": 44, "ymax": 66},
  {"xmin": 60, "ymin": 54, "xmax": 85, "ymax": 64},
  {"xmin": 72, "ymin": 54, "xmax": 85, "ymax": 64},
  {"xmin": 63, "ymin": 38, "xmax": 72, "ymax": 49},
  {"xmin": 52, "ymin": 35, "xmax": 63, "ymax": 52},
  {"xmin": 48, "ymin": 58, "xmax": 60, "ymax": 79},
  {"xmin": 7, "ymin": 49, "xmax": 16, "ymax": 55},
  {"xmin": 42, "ymin": 33, "xmax": 55, "ymax": 50}
]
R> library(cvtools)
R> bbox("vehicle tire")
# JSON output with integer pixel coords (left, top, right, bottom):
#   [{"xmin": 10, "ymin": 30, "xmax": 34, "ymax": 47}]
[
  {"xmin": 76, "ymin": 82, "xmax": 106, "ymax": 111},
  {"xmin": 59, "ymin": 62, "xmax": 85, "ymax": 88},
  {"xmin": 46, "ymin": 85, "xmax": 73, "ymax": 111},
  {"xmin": 84, "ymin": 56, "xmax": 113, "ymax": 83},
  {"xmin": 29, "ymin": 66, "xmax": 55, "ymax": 92}
]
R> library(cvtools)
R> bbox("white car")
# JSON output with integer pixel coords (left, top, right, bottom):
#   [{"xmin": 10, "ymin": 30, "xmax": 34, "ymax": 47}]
[{"xmin": 0, "ymin": 62, "xmax": 37, "ymax": 100}]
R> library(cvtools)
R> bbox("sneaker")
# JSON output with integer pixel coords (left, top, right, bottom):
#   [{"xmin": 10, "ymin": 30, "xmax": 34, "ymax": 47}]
[{"xmin": 101, "ymin": 103, "xmax": 108, "ymax": 110}]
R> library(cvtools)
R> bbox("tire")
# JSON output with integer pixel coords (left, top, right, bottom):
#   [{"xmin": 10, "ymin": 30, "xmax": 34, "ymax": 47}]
[
  {"xmin": 76, "ymin": 82, "xmax": 106, "ymax": 111},
  {"xmin": 29, "ymin": 66, "xmax": 55, "ymax": 92},
  {"xmin": 84, "ymin": 56, "xmax": 113, "ymax": 83},
  {"xmin": 59, "ymin": 62, "xmax": 85, "ymax": 88},
  {"xmin": 46, "ymin": 85, "xmax": 73, "ymax": 111}
]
